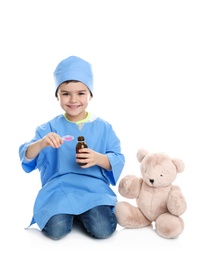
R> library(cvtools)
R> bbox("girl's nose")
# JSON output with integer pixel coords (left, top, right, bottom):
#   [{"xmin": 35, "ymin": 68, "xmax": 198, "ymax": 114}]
[{"xmin": 70, "ymin": 94, "xmax": 77, "ymax": 102}]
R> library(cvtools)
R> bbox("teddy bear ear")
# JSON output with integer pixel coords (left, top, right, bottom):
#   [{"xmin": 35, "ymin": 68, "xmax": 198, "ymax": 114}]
[
  {"xmin": 172, "ymin": 158, "xmax": 185, "ymax": 173},
  {"xmin": 137, "ymin": 148, "xmax": 148, "ymax": 162}
]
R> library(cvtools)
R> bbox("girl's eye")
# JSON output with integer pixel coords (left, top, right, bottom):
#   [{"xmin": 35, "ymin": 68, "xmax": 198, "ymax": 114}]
[
  {"xmin": 78, "ymin": 92, "xmax": 85, "ymax": 95},
  {"xmin": 62, "ymin": 93, "xmax": 69, "ymax": 96}
]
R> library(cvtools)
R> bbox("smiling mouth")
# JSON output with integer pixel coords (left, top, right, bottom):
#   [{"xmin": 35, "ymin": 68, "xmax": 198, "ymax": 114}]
[{"xmin": 68, "ymin": 105, "xmax": 79, "ymax": 109}]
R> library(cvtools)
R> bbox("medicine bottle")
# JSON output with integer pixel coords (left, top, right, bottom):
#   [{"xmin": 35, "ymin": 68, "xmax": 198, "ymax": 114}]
[{"xmin": 76, "ymin": 136, "xmax": 88, "ymax": 166}]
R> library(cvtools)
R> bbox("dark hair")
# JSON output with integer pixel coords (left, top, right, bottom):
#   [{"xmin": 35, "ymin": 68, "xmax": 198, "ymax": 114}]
[{"xmin": 55, "ymin": 80, "xmax": 93, "ymax": 97}]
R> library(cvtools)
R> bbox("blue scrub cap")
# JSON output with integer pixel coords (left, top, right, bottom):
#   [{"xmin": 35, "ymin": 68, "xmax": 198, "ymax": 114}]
[{"xmin": 53, "ymin": 56, "xmax": 93, "ymax": 96}]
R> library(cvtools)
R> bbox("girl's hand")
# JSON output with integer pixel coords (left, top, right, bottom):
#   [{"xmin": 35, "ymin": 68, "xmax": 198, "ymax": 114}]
[
  {"xmin": 41, "ymin": 132, "xmax": 64, "ymax": 148},
  {"xmin": 26, "ymin": 132, "xmax": 64, "ymax": 160},
  {"xmin": 76, "ymin": 148, "xmax": 111, "ymax": 170}
]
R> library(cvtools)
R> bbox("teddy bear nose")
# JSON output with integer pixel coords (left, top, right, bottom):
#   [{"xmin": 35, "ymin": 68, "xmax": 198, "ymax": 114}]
[{"xmin": 149, "ymin": 179, "xmax": 154, "ymax": 184}]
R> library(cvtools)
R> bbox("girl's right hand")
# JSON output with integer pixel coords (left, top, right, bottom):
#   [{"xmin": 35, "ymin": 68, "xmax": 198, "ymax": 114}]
[{"xmin": 42, "ymin": 132, "xmax": 64, "ymax": 148}]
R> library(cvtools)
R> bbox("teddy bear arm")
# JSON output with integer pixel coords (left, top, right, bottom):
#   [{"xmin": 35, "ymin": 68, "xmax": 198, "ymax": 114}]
[
  {"xmin": 118, "ymin": 175, "xmax": 142, "ymax": 199},
  {"xmin": 167, "ymin": 186, "xmax": 187, "ymax": 216}
]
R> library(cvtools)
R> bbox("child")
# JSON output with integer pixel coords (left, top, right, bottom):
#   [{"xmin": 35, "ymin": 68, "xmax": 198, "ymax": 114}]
[{"xmin": 19, "ymin": 55, "xmax": 125, "ymax": 240}]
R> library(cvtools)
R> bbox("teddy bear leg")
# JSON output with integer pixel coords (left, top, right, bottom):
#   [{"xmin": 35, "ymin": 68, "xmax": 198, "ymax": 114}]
[
  {"xmin": 155, "ymin": 213, "xmax": 184, "ymax": 239},
  {"xmin": 115, "ymin": 201, "xmax": 151, "ymax": 228}
]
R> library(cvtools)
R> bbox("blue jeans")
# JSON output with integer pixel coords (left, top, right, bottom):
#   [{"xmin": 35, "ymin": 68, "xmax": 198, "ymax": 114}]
[{"xmin": 42, "ymin": 205, "xmax": 117, "ymax": 240}]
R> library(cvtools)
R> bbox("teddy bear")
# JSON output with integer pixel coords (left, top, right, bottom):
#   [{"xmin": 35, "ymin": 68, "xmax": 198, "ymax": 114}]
[{"xmin": 115, "ymin": 148, "xmax": 187, "ymax": 239}]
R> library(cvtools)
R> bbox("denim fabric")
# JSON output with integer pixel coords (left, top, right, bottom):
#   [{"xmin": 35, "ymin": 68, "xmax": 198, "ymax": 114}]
[{"xmin": 42, "ymin": 205, "xmax": 117, "ymax": 240}]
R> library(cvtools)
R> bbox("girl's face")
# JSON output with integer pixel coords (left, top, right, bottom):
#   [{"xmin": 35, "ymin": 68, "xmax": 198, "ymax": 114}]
[{"xmin": 57, "ymin": 81, "xmax": 92, "ymax": 122}]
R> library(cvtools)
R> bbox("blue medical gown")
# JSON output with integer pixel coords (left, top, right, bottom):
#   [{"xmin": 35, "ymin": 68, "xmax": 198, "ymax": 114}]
[{"xmin": 19, "ymin": 114, "xmax": 125, "ymax": 230}]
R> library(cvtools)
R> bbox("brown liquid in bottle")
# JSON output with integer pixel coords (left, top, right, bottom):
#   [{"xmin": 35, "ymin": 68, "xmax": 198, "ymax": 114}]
[{"xmin": 76, "ymin": 136, "xmax": 88, "ymax": 166}]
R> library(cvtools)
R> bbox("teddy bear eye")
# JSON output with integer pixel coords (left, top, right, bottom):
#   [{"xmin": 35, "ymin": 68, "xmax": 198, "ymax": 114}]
[{"xmin": 160, "ymin": 174, "xmax": 163, "ymax": 177}]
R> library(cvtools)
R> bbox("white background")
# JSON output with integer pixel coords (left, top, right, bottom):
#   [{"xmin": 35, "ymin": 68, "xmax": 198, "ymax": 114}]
[{"xmin": 1, "ymin": 0, "xmax": 206, "ymax": 258}]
